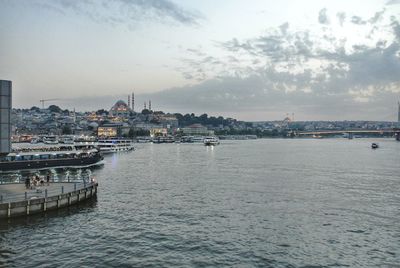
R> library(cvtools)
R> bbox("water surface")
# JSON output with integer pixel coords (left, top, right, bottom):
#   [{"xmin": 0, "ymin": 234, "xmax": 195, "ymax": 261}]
[{"xmin": 1, "ymin": 139, "xmax": 399, "ymax": 267}]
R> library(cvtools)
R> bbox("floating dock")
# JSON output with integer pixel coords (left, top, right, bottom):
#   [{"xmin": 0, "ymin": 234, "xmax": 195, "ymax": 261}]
[{"xmin": 0, "ymin": 181, "xmax": 98, "ymax": 219}]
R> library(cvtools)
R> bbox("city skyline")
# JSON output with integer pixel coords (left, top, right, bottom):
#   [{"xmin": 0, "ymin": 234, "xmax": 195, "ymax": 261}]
[{"xmin": 1, "ymin": 0, "xmax": 400, "ymax": 121}]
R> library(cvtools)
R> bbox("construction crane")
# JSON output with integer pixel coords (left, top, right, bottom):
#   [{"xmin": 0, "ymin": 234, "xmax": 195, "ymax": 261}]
[{"xmin": 39, "ymin": 99, "xmax": 60, "ymax": 109}]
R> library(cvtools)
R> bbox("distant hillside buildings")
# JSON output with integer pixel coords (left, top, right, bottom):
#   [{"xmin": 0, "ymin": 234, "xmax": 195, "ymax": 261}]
[{"xmin": 9, "ymin": 96, "xmax": 400, "ymax": 140}]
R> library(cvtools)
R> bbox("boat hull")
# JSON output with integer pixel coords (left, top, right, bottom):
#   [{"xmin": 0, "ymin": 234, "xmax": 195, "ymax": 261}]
[{"xmin": 0, "ymin": 154, "xmax": 103, "ymax": 172}]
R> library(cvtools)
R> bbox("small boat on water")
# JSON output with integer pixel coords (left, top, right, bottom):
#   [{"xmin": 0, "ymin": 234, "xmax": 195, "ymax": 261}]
[
  {"xmin": 371, "ymin": 143, "xmax": 379, "ymax": 149},
  {"xmin": 203, "ymin": 136, "xmax": 220, "ymax": 146}
]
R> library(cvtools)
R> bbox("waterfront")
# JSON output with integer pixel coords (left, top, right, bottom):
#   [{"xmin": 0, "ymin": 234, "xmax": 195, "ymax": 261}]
[{"xmin": 1, "ymin": 139, "xmax": 399, "ymax": 267}]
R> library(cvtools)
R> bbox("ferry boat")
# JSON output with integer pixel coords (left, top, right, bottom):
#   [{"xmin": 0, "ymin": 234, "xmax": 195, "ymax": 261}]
[
  {"xmin": 43, "ymin": 135, "xmax": 58, "ymax": 144},
  {"xmin": 152, "ymin": 136, "xmax": 175, "ymax": 144},
  {"xmin": 30, "ymin": 136, "xmax": 41, "ymax": 144},
  {"xmin": 59, "ymin": 136, "xmax": 75, "ymax": 144},
  {"xmin": 0, "ymin": 144, "xmax": 103, "ymax": 172},
  {"xmin": 192, "ymin": 136, "xmax": 205, "ymax": 143},
  {"xmin": 203, "ymin": 136, "xmax": 220, "ymax": 146},
  {"xmin": 97, "ymin": 139, "xmax": 134, "ymax": 154},
  {"xmin": 136, "ymin": 136, "xmax": 152, "ymax": 143}
]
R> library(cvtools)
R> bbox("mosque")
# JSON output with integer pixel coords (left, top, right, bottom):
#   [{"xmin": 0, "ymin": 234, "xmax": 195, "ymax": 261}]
[{"xmin": 109, "ymin": 100, "xmax": 131, "ymax": 117}]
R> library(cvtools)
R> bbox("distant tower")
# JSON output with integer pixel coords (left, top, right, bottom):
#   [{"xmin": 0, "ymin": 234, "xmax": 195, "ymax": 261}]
[
  {"xmin": 149, "ymin": 100, "xmax": 152, "ymax": 111},
  {"xmin": 127, "ymin": 95, "xmax": 131, "ymax": 109},
  {"xmin": 73, "ymin": 108, "xmax": 76, "ymax": 123},
  {"xmin": 398, "ymin": 101, "xmax": 400, "ymax": 123},
  {"xmin": 0, "ymin": 80, "xmax": 12, "ymax": 156},
  {"xmin": 292, "ymin": 113, "xmax": 295, "ymax": 122},
  {"xmin": 132, "ymin": 92, "xmax": 135, "ymax": 111},
  {"xmin": 144, "ymin": 102, "xmax": 146, "ymax": 110}
]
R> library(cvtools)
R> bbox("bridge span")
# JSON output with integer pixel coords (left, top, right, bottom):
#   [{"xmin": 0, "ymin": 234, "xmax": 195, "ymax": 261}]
[{"xmin": 297, "ymin": 129, "xmax": 398, "ymax": 136}]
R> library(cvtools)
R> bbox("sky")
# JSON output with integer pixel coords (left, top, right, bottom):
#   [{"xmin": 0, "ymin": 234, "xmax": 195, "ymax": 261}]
[{"xmin": 1, "ymin": 0, "xmax": 400, "ymax": 121}]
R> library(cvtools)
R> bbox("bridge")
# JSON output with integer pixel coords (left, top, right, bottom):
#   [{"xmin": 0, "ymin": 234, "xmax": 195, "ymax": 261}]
[{"xmin": 297, "ymin": 128, "xmax": 400, "ymax": 140}]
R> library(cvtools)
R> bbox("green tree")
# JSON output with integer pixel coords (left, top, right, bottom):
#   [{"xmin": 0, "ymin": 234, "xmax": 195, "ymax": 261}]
[
  {"xmin": 62, "ymin": 125, "xmax": 72, "ymax": 135},
  {"xmin": 48, "ymin": 105, "xmax": 62, "ymax": 113}
]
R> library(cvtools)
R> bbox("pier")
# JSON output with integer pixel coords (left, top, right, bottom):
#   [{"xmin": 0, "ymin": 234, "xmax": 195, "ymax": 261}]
[{"xmin": 0, "ymin": 181, "xmax": 98, "ymax": 219}]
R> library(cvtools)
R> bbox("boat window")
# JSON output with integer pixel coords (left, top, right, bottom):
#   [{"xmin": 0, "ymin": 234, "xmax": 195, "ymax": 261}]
[
  {"xmin": 22, "ymin": 155, "xmax": 32, "ymax": 160},
  {"xmin": 40, "ymin": 154, "xmax": 49, "ymax": 159},
  {"xmin": 32, "ymin": 155, "xmax": 40, "ymax": 160}
]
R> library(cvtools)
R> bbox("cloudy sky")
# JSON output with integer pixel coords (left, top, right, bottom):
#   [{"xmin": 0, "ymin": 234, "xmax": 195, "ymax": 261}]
[{"xmin": 1, "ymin": 0, "xmax": 400, "ymax": 121}]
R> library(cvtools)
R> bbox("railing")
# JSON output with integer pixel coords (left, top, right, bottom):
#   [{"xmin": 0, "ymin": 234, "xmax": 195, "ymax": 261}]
[{"xmin": 0, "ymin": 180, "xmax": 96, "ymax": 203}]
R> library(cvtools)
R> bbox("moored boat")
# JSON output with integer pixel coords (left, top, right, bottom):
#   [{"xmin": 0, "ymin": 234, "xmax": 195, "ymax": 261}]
[
  {"xmin": 0, "ymin": 144, "xmax": 103, "ymax": 172},
  {"xmin": 43, "ymin": 135, "xmax": 58, "ymax": 144},
  {"xmin": 59, "ymin": 135, "xmax": 75, "ymax": 144}
]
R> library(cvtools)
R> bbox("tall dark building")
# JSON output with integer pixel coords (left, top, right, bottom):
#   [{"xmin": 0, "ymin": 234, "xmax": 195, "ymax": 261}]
[
  {"xmin": 0, "ymin": 80, "xmax": 12, "ymax": 156},
  {"xmin": 398, "ymin": 101, "xmax": 400, "ymax": 124}
]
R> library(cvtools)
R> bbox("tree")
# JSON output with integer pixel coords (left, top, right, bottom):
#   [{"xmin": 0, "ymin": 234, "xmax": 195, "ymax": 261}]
[
  {"xmin": 141, "ymin": 109, "xmax": 151, "ymax": 115},
  {"xmin": 62, "ymin": 125, "xmax": 72, "ymax": 135},
  {"xmin": 199, "ymin": 113, "xmax": 208, "ymax": 123},
  {"xmin": 128, "ymin": 128, "xmax": 150, "ymax": 137},
  {"xmin": 30, "ymin": 106, "xmax": 40, "ymax": 112},
  {"xmin": 48, "ymin": 105, "xmax": 62, "ymax": 113},
  {"xmin": 96, "ymin": 109, "xmax": 109, "ymax": 115}
]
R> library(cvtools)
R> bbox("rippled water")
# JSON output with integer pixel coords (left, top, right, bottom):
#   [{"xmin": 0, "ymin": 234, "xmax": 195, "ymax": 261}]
[{"xmin": 1, "ymin": 139, "xmax": 399, "ymax": 267}]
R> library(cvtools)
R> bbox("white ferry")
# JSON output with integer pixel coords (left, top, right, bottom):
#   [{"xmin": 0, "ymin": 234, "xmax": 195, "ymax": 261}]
[
  {"xmin": 203, "ymin": 136, "xmax": 220, "ymax": 146},
  {"xmin": 43, "ymin": 135, "xmax": 58, "ymax": 144},
  {"xmin": 97, "ymin": 139, "xmax": 135, "ymax": 154},
  {"xmin": 59, "ymin": 135, "xmax": 75, "ymax": 144}
]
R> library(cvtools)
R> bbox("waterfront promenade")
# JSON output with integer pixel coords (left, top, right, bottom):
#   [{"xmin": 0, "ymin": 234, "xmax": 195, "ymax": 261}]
[{"xmin": 0, "ymin": 181, "xmax": 98, "ymax": 218}]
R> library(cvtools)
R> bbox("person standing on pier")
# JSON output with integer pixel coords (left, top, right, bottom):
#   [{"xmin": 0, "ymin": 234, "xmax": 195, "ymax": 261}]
[
  {"xmin": 25, "ymin": 176, "xmax": 30, "ymax": 189},
  {"xmin": 46, "ymin": 173, "xmax": 50, "ymax": 186}
]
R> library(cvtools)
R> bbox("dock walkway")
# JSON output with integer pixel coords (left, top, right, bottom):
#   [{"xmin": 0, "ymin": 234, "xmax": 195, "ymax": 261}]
[{"xmin": 0, "ymin": 181, "xmax": 98, "ymax": 218}]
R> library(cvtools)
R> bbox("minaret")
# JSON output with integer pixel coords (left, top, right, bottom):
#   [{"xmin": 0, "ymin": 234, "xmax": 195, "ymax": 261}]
[
  {"xmin": 73, "ymin": 108, "xmax": 76, "ymax": 123},
  {"xmin": 144, "ymin": 102, "xmax": 146, "ymax": 110},
  {"xmin": 127, "ymin": 95, "xmax": 131, "ymax": 109},
  {"xmin": 132, "ymin": 92, "xmax": 135, "ymax": 111},
  {"xmin": 149, "ymin": 100, "xmax": 152, "ymax": 111}
]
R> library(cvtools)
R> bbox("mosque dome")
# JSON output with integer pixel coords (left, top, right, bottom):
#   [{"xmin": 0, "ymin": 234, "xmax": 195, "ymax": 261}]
[{"xmin": 110, "ymin": 100, "xmax": 131, "ymax": 117}]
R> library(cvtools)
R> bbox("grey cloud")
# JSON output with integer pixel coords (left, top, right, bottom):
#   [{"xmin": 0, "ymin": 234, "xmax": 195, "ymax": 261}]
[
  {"xmin": 186, "ymin": 48, "xmax": 206, "ymax": 57},
  {"xmin": 279, "ymin": 22, "xmax": 289, "ymax": 35},
  {"xmin": 171, "ymin": 8, "xmax": 400, "ymax": 120},
  {"xmin": 336, "ymin": 12, "xmax": 346, "ymax": 26},
  {"xmin": 369, "ymin": 9, "xmax": 385, "ymax": 24},
  {"xmin": 390, "ymin": 17, "xmax": 400, "ymax": 41},
  {"xmin": 318, "ymin": 8, "xmax": 329, "ymax": 24},
  {"xmin": 220, "ymin": 38, "xmax": 256, "ymax": 54},
  {"xmin": 36, "ymin": 0, "xmax": 203, "ymax": 27},
  {"xmin": 351, "ymin": 16, "xmax": 367, "ymax": 25},
  {"xmin": 386, "ymin": 0, "xmax": 400, "ymax": 4},
  {"xmin": 135, "ymin": 69, "xmax": 399, "ymax": 120}
]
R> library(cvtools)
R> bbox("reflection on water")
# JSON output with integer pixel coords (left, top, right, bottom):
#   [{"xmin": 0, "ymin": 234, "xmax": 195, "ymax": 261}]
[{"xmin": 1, "ymin": 139, "xmax": 399, "ymax": 267}]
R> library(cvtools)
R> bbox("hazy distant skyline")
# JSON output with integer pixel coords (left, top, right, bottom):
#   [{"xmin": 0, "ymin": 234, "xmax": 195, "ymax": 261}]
[{"xmin": 1, "ymin": 0, "xmax": 400, "ymax": 121}]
